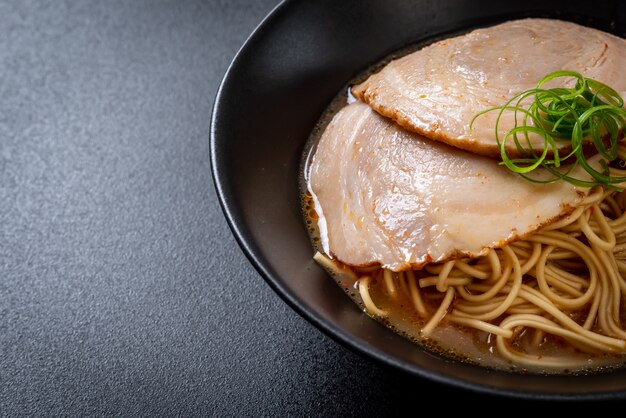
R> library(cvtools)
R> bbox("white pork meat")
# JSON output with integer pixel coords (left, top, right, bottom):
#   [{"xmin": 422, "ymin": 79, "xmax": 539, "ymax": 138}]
[
  {"xmin": 307, "ymin": 102, "xmax": 587, "ymax": 271},
  {"xmin": 352, "ymin": 18, "xmax": 626, "ymax": 158}
]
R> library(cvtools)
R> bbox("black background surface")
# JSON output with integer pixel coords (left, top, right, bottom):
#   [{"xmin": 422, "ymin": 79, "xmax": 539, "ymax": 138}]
[{"xmin": 1, "ymin": 0, "xmax": 616, "ymax": 415}]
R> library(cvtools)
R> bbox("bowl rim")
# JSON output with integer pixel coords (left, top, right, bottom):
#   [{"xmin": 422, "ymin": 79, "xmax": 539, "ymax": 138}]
[{"xmin": 209, "ymin": 0, "xmax": 626, "ymax": 401}]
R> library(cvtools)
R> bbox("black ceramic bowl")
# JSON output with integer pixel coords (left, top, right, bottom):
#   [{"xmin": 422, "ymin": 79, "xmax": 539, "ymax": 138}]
[{"xmin": 211, "ymin": 0, "xmax": 626, "ymax": 400}]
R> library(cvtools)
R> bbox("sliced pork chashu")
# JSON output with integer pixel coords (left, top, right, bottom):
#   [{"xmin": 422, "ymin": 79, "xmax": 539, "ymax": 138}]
[
  {"xmin": 352, "ymin": 18, "xmax": 626, "ymax": 158},
  {"xmin": 307, "ymin": 102, "xmax": 587, "ymax": 271}
]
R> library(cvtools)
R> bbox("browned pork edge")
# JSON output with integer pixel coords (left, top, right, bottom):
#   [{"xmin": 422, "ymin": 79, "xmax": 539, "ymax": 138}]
[
  {"xmin": 351, "ymin": 83, "xmax": 613, "ymax": 161},
  {"xmin": 323, "ymin": 194, "xmax": 588, "ymax": 272}
]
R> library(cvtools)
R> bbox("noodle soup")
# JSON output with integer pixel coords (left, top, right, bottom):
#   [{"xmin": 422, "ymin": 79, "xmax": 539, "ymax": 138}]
[
  {"xmin": 301, "ymin": 20, "xmax": 626, "ymax": 372},
  {"xmin": 302, "ymin": 98, "xmax": 626, "ymax": 373}
]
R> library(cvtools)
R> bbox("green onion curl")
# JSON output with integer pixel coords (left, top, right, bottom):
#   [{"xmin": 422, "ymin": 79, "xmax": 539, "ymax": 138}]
[{"xmin": 470, "ymin": 70, "xmax": 626, "ymax": 190}]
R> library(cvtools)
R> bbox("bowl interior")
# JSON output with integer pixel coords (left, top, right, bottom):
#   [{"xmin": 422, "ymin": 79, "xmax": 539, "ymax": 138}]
[{"xmin": 210, "ymin": 0, "xmax": 626, "ymax": 399}]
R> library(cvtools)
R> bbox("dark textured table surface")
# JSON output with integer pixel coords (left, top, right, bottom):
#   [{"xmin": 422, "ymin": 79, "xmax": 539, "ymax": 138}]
[{"xmin": 2, "ymin": 0, "xmax": 610, "ymax": 415}]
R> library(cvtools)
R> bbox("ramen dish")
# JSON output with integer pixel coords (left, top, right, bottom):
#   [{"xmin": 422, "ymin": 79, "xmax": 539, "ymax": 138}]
[{"xmin": 303, "ymin": 18, "xmax": 626, "ymax": 374}]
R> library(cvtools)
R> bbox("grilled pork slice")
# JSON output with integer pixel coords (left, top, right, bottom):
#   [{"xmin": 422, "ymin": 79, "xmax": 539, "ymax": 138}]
[
  {"xmin": 352, "ymin": 18, "xmax": 626, "ymax": 158},
  {"xmin": 307, "ymin": 102, "xmax": 586, "ymax": 271}
]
